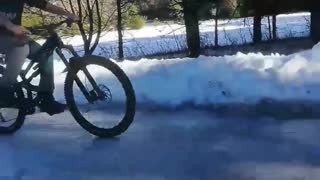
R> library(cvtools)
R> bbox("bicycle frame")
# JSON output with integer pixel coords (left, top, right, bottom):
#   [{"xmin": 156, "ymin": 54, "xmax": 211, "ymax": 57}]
[
  {"xmin": 19, "ymin": 32, "xmax": 75, "ymax": 90},
  {"xmin": 18, "ymin": 31, "xmax": 104, "ymax": 105}
]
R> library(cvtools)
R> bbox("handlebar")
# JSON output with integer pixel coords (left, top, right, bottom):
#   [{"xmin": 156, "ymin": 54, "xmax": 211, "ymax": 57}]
[{"xmin": 26, "ymin": 19, "xmax": 75, "ymax": 35}]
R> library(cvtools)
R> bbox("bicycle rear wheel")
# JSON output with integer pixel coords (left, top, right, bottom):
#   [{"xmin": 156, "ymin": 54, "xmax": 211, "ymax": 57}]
[
  {"xmin": 0, "ymin": 107, "xmax": 25, "ymax": 134},
  {"xmin": 64, "ymin": 56, "xmax": 136, "ymax": 138},
  {"xmin": 0, "ymin": 66, "xmax": 26, "ymax": 134}
]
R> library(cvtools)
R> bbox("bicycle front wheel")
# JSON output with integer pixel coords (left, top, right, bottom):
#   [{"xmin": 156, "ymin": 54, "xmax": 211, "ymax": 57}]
[{"xmin": 64, "ymin": 56, "xmax": 136, "ymax": 138}]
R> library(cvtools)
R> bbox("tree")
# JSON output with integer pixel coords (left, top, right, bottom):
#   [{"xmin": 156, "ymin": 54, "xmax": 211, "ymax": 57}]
[
  {"xmin": 214, "ymin": 1, "xmax": 221, "ymax": 46},
  {"xmin": 117, "ymin": 0, "xmax": 124, "ymax": 60},
  {"xmin": 272, "ymin": 15, "xmax": 277, "ymax": 40},
  {"xmin": 252, "ymin": 0, "xmax": 262, "ymax": 43},
  {"xmin": 253, "ymin": 15, "xmax": 261, "ymax": 43},
  {"xmin": 60, "ymin": 0, "xmax": 117, "ymax": 55},
  {"xmin": 214, "ymin": 0, "xmax": 239, "ymax": 46},
  {"xmin": 117, "ymin": 1, "xmax": 144, "ymax": 60},
  {"xmin": 310, "ymin": 1, "xmax": 320, "ymax": 43},
  {"xmin": 219, "ymin": 0, "xmax": 238, "ymax": 17},
  {"xmin": 182, "ymin": 0, "xmax": 201, "ymax": 57}
]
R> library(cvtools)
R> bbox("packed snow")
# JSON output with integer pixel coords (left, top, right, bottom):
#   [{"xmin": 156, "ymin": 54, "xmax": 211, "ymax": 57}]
[
  {"xmin": 22, "ymin": 12, "xmax": 316, "ymax": 108},
  {"xmin": 48, "ymin": 41, "xmax": 320, "ymax": 108},
  {"xmin": 63, "ymin": 12, "xmax": 310, "ymax": 59}
]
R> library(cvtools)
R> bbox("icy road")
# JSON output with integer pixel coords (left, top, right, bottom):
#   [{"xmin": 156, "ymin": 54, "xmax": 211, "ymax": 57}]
[{"xmin": 1, "ymin": 109, "xmax": 320, "ymax": 180}]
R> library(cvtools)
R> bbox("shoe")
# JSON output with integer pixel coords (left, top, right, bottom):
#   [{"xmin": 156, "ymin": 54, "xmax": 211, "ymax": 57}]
[
  {"xmin": 38, "ymin": 92, "xmax": 67, "ymax": 116},
  {"xmin": 0, "ymin": 86, "xmax": 16, "ymax": 107}
]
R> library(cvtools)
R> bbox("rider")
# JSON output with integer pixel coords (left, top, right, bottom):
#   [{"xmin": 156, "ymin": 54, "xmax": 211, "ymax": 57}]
[{"xmin": 0, "ymin": 0, "xmax": 78, "ymax": 115}]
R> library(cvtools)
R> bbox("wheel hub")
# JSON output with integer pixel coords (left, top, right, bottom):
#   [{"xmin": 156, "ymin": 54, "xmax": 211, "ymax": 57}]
[{"xmin": 89, "ymin": 84, "xmax": 112, "ymax": 103}]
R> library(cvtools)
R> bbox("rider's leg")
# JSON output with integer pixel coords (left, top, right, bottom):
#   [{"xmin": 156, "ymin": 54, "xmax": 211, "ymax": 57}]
[
  {"xmin": 0, "ymin": 36, "xmax": 29, "ymax": 103},
  {"xmin": 0, "ymin": 45, "xmax": 29, "ymax": 86},
  {"xmin": 28, "ymin": 40, "xmax": 66, "ymax": 115},
  {"xmin": 28, "ymin": 40, "xmax": 54, "ymax": 93}
]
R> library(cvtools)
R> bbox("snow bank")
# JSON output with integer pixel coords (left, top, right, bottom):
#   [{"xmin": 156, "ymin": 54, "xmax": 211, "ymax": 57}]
[
  {"xmin": 51, "ymin": 42, "xmax": 320, "ymax": 108},
  {"xmin": 41, "ymin": 12, "xmax": 315, "ymax": 108}
]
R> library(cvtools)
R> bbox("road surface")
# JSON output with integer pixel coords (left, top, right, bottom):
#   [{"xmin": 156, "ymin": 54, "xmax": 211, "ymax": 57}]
[{"xmin": 1, "ymin": 109, "xmax": 320, "ymax": 180}]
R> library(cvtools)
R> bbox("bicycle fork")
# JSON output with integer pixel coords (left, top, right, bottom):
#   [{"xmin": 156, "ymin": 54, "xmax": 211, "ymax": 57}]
[{"xmin": 74, "ymin": 67, "xmax": 106, "ymax": 104}]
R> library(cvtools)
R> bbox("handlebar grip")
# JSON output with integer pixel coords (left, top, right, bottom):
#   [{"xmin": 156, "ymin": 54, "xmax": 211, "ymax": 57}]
[
  {"xmin": 66, "ymin": 19, "xmax": 74, "ymax": 27},
  {"xmin": 26, "ymin": 27, "xmax": 44, "ymax": 35},
  {"xmin": 25, "ymin": 19, "xmax": 74, "ymax": 35}
]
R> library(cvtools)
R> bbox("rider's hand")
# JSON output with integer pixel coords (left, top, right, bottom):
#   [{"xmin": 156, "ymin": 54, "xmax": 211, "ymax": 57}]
[
  {"xmin": 6, "ymin": 24, "xmax": 30, "ymax": 36},
  {"xmin": 67, "ymin": 13, "xmax": 79, "ymax": 22}
]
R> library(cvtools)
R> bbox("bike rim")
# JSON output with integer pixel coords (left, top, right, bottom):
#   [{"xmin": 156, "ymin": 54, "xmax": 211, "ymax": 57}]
[
  {"xmin": 71, "ymin": 64, "xmax": 128, "ymax": 130},
  {"xmin": 0, "ymin": 108, "xmax": 20, "ymax": 128}
]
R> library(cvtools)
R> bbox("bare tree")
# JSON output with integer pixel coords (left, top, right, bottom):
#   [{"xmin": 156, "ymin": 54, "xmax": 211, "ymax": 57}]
[
  {"xmin": 272, "ymin": 15, "xmax": 277, "ymax": 39},
  {"xmin": 60, "ymin": 0, "xmax": 117, "ymax": 55},
  {"xmin": 219, "ymin": 0, "xmax": 237, "ymax": 17},
  {"xmin": 311, "ymin": 9, "xmax": 320, "ymax": 43},
  {"xmin": 169, "ymin": 0, "xmax": 201, "ymax": 57},
  {"xmin": 267, "ymin": 16, "xmax": 272, "ymax": 40},
  {"xmin": 214, "ymin": 0, "xmax": 239, "ymax": 46},
  {"xmin": 253, "ymin": 15, "xmax": 261, "ymax": 43},
  {"xmin": 214, "ymin": 1, "xmax": 221, "ymax": 46},
  {"xmin": 117, "ymin": 0, "xmax": 124, "ymax": 60},
  {"xmin": 115, "ymin": 0, "xmax": 137, "ymax": 60},
  {"xmin": 183, "ymin": 0, "xmax": 201, "ymax": 57}
]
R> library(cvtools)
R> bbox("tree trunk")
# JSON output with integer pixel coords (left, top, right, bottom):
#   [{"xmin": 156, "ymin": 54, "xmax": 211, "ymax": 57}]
[
  {"xmin": 311, "ymin": 10, "xmax": 320, "ymax": 44},
  {"xmin": 267, "ymin": 16, "xmax": 272, "ymax": 40},
  {"xmin": 183, "ymin": 0, "xmax": 200, "ymax": 57},
  {"xmin": 214, "ymin": 2, "xmax": 220, "ymax": 47},
  {"xmin": 272, "ymin": 15, "xmax": 277, "ymax": 40},
  {"xmin": 214, "ymin": 16, "xmax": 219, "ymax": 46},
  {"xmin": 253, "ymin": 15, "xmax": 262, "ymax": 43},
  {"xmin": 117, "ymin": 0, "xmax": 124, "ymax": 60}
]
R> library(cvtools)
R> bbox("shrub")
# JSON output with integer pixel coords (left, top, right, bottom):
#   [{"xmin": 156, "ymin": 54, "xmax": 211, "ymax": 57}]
[
  {"xmin": 123, "ymin": 4, "xmax": 145, "ymax": 29},
  {"xmin": 125, "ymin": 16, "xmax": 145, "ymax": 29},
  {"xmin": 22, "ymin": 13, "xmax": 43, "ymax": 27}
]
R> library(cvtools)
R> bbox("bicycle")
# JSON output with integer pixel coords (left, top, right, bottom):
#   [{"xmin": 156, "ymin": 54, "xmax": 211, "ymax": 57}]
[{"xmin": 0, "ymin": 20, "xmax": 136, "ymax": 138}]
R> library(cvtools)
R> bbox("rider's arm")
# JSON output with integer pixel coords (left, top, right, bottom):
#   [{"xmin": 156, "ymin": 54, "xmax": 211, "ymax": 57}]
[
  {"xmin": 26, "ymin": 0, "xmax": 78, "ymax": 20},
  {"xmin": 0, "ymin": 14, "xmax": 15, "ymax": 30},
  {"xmin": 0, "ymin": 14, "xmax": 27, "ymax": 35}
]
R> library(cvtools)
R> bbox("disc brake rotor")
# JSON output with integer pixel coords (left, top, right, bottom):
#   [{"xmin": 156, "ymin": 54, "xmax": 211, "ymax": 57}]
[{"xmin": 98, "ymin": 84, "xmax": 112, "ymax": 102}]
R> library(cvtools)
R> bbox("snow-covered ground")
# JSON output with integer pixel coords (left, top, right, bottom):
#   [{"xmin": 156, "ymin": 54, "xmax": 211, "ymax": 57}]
[{"xmin": 63, "ymin": 12, "xmax": 310, "ymax": 59}]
